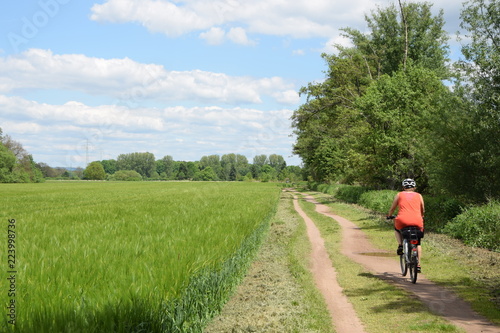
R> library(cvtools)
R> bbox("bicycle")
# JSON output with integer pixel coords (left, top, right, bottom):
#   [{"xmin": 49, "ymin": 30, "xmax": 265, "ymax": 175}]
[{"xmin": 387, "ymin": 216, "xmax": 421, "ymax": 284}]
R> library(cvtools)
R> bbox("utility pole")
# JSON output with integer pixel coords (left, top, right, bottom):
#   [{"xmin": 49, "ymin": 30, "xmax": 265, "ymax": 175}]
[{"xmin": 85, "ymin": 139, "xmax": 89, "ymax": 167}]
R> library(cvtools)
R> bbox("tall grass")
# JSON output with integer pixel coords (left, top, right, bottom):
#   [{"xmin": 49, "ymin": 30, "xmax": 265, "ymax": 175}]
[{"xmin": 1, "ymin": 182, "xmax": 280, "ymax": 332}]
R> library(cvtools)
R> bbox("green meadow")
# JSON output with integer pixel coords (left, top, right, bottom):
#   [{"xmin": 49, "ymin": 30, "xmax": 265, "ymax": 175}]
[{"xmin": 1, "ymin": 182, "xmax": 280, "ymax": 332}]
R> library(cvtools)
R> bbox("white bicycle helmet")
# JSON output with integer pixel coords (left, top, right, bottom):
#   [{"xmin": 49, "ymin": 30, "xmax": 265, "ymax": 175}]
[{"xmin": 402, "ymin": 178, "xmax": 416, "ymax": 188}]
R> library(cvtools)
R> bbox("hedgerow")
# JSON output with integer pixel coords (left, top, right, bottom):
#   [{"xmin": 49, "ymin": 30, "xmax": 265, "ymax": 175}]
[
  {"xmin": 443, "ymin": 201, "xmax": 500, "ymax": 252},
  {"xmin": 358, "ymin": 190, "xmax": 396, "ymax": 214},
  {"xmin": 423, "ymin": 195, "xmax": 463, "ymax": 232},
  {"xmin": 312, "ymin": 184, "xmax": 500, "ymax": 251}
]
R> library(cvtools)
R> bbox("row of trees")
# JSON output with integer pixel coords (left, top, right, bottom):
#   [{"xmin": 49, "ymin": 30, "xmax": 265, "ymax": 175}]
[
  {"xmin": 0, "ymin": 126, "xmax": 303, "ymax": 183},
  {"xmin": 81, "ymin": 152, "xmax": 303, "ymax": 182},
  {"xmin": 292, "ymin": 0, "xmax": 499, "ymax": 203}
]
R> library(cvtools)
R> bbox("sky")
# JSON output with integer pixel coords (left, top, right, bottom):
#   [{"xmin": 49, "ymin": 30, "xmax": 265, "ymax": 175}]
[{"xmin": 0, "ymin": 0, "xmax": 465, "ymax": 168}]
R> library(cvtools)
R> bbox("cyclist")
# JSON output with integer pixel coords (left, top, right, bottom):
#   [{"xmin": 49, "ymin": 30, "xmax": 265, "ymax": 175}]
[{"xmin": 387, "ymin": 179, "xmax": 425, "ymax": 271}]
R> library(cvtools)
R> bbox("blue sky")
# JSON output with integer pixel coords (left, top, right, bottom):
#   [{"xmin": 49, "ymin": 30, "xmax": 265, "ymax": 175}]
[{"xmin": 0, "ymin": 0, "xmax": 463, "ymax": 168}]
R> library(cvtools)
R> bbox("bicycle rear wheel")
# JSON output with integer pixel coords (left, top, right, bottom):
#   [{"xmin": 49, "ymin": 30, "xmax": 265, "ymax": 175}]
[
  {"xmin": 400, "ymin": 240, "xmax": 408, "ymax": 276},
  {"xmin": 409, "ymin": 255, "xmax": 418, "ymax": 283}
]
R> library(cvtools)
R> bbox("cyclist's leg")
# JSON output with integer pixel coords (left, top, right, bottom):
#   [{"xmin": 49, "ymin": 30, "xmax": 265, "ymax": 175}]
[
  {"xmin": 417, "ymin": 230, "xmax": 424, "ymax": 264},
  {"xmin": 395, "ymin": 229, "xmax": 403, "ymax": 255},
  {"xmin": 395, "ymin": 229, "xmax": 402, "ymax": 245}
]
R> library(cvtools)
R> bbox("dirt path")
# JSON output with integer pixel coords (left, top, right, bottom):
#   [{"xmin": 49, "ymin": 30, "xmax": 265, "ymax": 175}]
[
  {"xmin": 299, "ymin": 192, "xmax": 500, "ymax": 333},
  {"xmin": 292, "ymin": 195, "xmax": 366, "ymax": 333}
]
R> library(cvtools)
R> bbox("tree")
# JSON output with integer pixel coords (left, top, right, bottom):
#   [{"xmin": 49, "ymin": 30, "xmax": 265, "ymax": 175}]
[
  {"xmin": 193, "ymin": 166, "xmax": 218, "ymax": 181},
  {"xmin": 259, "ymin": 164, "xmax": 276, "ymax": 182},
  {"xmin": 355, "ymin": 63, "xmax": 451, "ymax": 189},
  {"xmin": 234, "ymin": 154, "xmax": 249, "ymax": 179},
  {"xmin": 36, "ymin": 163, "xmax": 66, "ymax": 178},
  {"xmin": 0, "ymin": 144, "xmax": 16, "ymax": 183},
  {"xmin": 343, "ymin": 2, "xmax": 449, "ymax": 78},
  {"xmin": 177, "ymin": 162, "xmax": 189, "ymax": 180},
  {"xmin": 199, "ymin": 155, "xmax": 222, "ymax": 180},
  {"xmin": 268, "ymin": 154, "xmax": 286, "ymax": 173},
  {"xmin": 157, "ymin": 155, "xmax": 175, "ymax": 179},
  {"xmin": 292, "ymin": 1, "xmax": 450, "ymax": 184},
  {"xmin": 430, "ymin": 0, "xmax": 500, "ymax": 201},
  {"xmin": 83, "ymin": 161, "xmax": 106, "ymax": 180},
  {"xmin": 116, "ymin": 152, "xmax": 156, "ymax": 178},
  {"xmin": 100, "ymin": 159, "xmax": 117, "ymax": 174},
  {"xmin": 0, "ymin": 131, "xmax": 43, "ymax": 183}
]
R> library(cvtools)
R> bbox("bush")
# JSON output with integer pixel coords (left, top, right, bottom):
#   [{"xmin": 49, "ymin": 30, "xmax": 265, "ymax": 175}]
[
  {"xmin": 313, "ymin": 183, "xmax": 371, "ymax": 204},
  {"xmin": 359, "ymin": 190, "xmax": 397, "ymax": 214},
  {"xmin": 335, "ymin": 185, "xmax": 370, "ymax": 204},
  {"xmin": 423, "ymin": 195, "xmax": 464, "ymax": 232},
  {"xmin": 443, "ymin": 201, "xmax": 500, "ymax": 252},
  {"xmin": 109, "ymin": 170, "xmax": 142, "ymax": 181}
]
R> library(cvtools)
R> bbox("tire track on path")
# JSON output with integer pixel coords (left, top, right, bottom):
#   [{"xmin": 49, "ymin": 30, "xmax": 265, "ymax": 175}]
[
  {"xmin": 298, "ymin": 192, "xmax": 500, "ymax": 333},
  {"xmin": 292, "ymin": 194, "xmax": 367, "ymax": 333}
]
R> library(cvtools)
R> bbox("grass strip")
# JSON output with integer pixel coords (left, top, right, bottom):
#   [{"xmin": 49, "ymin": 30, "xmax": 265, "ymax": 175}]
[
  {"xmin": 282, "ymin": 191, "xmax": 335, "ymax": 332},
  {"xmin": 204, "ymin": 190, "xmax": 334, "ymax": 332}
]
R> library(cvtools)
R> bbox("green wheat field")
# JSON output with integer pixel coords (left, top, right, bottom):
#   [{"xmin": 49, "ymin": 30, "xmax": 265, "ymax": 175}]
[{"xmin": 1, "ymin": 181, "xmax": 280, "ymax": 332}]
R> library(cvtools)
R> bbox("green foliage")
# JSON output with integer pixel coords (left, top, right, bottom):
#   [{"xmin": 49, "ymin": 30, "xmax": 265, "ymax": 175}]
[
  {"xmin": 443, "ymin": 201, "xmax": 500, "ymax": 251},
  {"xmin": 0, "ymin": 135, "xmax": 43, "ymax": 183},
  {"xmin": 429, "ymin": 0, "xmax": 500, "ymax": 203},
  {"xmin": 83, "ymin": 161, "xmax": 106, "ymax": 180},
  {"xmin": 0, "ymin": 143, "xmax": 17, "ymax": 182},
  {"xmin": 423, "ymin": 196, "xmax": 464, "ymax": 232},
  {"xmin": 109, "ymin": 170, "xmax": 142, "ymax": 181},
  {"xmin": 359, "ymin": 190, "xmax": 397, "ymax": 214},
  {"xmin": 292, "ymin": 2, "xmax": 450, "ymax": 186},
  {"xmin": 100, "ymin": 159, "xmax": 117, "ymax": 174},
  {"xmin": 116, "ymin": 152, "xmax": 156, "ymax": 178},
  {"xmin": 157, "ymin": 155, "xmax": 175, "ymax": 179},
  {"xmin": 334, "ymin": 185, "xmax": 371, "ymax": 204},
  {"xmin": 354, "ymin": 64, "xmax": 450, "ymax": 189},
  {"xmin": 193, "ymin": 166, "xmax": 218, "ymax": 181},
  {"xmin": 344, "ymin": 2, "xmax": 449, "ymax": 77}
]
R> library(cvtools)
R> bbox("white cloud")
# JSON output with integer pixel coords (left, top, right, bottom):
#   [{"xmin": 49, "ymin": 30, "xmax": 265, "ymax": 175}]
[
  {"xmin": 199, "ymin": 26, "xmax": 256, "ymax": 46},
  {"xmin": 0, "ymin": 49, "xmax": 296, "ymax": 106},
  {"xmin": 90, "ymin": 0, "xmax": 222, "ymax": 37},
  {"xmin": 90, "ymin": 0, "xmax": 386, "ymax": 39},
  {"xmin": 320, "ymin": 35, "xmax": 354, "ymax": 55},
  {"xmin": 227, "ymin": 27, "xmax": 256, "ymax": 46},
  {"xmin": 199, "ymin": 27, "xmax": 226, "ymax": 45},
  {"xmin": 272, "ymin": 90, "xmax": 300, "ymax": 105}
]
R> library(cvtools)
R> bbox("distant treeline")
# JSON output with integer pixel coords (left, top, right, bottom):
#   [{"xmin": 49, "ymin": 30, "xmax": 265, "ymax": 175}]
[
  {"xmin": 38, "ymin": 152, "xmax": 305, "ymax": 182},
  {"xmin": 0, "ymin": 127, "xmax": 304, "ymax": 183}
]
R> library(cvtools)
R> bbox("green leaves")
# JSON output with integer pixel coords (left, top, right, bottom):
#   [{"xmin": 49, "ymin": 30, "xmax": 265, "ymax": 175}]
[{"xmin": 83, "ymin": 161, "xmax": 106, "ymax": 180}]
